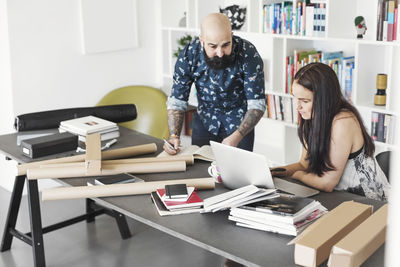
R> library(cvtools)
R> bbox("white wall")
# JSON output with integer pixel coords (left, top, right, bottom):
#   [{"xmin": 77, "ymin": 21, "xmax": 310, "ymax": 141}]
[{"xmin": 0, "ymin": 0, "xmax": 159, "ymax": 191}]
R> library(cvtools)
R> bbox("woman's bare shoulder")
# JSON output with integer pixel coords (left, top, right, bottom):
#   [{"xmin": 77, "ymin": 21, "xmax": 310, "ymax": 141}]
[{"xmin": 332, "ymin": 111, "xmax": 360, "ymax": 135}]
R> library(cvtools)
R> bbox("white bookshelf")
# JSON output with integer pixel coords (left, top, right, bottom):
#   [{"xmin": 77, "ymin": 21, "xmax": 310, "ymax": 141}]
[{"xmin": 158, "ymin": 0, "xmax": 399, "ymax": 164}]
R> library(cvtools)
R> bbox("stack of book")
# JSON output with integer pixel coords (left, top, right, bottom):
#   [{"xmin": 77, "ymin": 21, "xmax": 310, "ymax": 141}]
[
  {"xmin": 228, "ymin": 194, "xmax": 327, "ymax": 236},
  {"xmin": 59, "ymin": 115, "xmax": 119, "ymax": 142},
  {"xmin": 151, "ymin": 186, "xmax": 204, "ymax": 216},
  {"xmin": 371, "ymin": 112, "xmax": 396, "ymax": 144},
  {"xmin": 203, "ymin": 185, "xmax": 279, "ymax": 213},
  {"xmin": 376, "ymin": 0, "xmax": 399, "ymax": 42}
]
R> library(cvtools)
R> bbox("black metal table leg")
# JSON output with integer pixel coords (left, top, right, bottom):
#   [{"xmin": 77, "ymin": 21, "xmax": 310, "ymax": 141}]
[
  {"xmin": 112, "ymin": 210, "xmax": 132, "ymax": 240},
  {"xmin": 86, "ymin": 199, "xmax": 96, "ymax": 223},
  {"xmin": 26, "ymin": 178, "xmax": 46, "ymax": 267},
  {"xmin": 0, "ymin": 175, "xmax": 26, "ymax": 252}
]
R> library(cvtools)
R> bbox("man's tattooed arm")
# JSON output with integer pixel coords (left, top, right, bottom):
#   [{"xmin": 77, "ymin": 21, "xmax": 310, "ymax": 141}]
[
  {"xmin": 167, "ymin": 109, "xmax": 184, "ymax": 136},
  {"xmin": 237, "ymin": 109, "xmax": 264, "ymax": 137}
]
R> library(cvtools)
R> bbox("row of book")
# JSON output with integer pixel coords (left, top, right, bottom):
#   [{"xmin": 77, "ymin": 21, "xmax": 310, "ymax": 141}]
[
  {"xmin": 376, "ymin": 0, "xmax": 399, "ymax": 42},
  {"xmin": 262, "ymin": 0, "xmax": 326, "ymax": 37},
  {"xmin": 371, "ymin": 112, "xmax": 396, "ymax": 144},
  {"xmin": 285, "ymin": 50, "xmax": 354, "ymax": 101},
  {"xmin": 266, "ymin": 94, "xmax": 299, "ymax": 125}
]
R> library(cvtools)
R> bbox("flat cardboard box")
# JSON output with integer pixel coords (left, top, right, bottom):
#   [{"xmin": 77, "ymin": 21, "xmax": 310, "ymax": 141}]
[
  {"xmin": 290, "ymin": 201, "xmax": 373, "ymax": 267},
  {"xmin": 328, "ymin": 204, "xmax": 388, "ymax": 267}
]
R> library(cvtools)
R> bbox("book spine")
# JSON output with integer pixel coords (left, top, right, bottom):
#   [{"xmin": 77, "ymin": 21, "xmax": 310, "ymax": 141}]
[
  {"xmin": 387, "ymin": 1, "xmax": 395, "ymax": 41},
  {"xmin": 377, "ymin": 113, "xmax": 385, "ymax": 142},
  {"xmin": 384, "ymin": 114, "xmax": 391, "ymax": 143},
  {"xmin": 377, "ymin": 0, "xmax": 384, "ymax": 41},
  {"xmin": 394, "ymin": 7, "xmax": 398, "ymax": 40},
  {"xmin": 388, "ymin": 115, "xmax": 396, "ymax": 144},
  {"xmin": 371, "ymin": 112, "xmax": 379, "ymax": 141},
  {"xmin": 383, "ymin": 0, "xmax": 389, "ymax": 41},
  {"xmin": 301, "ymin": 0, "xmax": 306, "ymax": 36},
  {"xmin": 397, "ymin": 4, "xmax": 400, "ymax": 41}
]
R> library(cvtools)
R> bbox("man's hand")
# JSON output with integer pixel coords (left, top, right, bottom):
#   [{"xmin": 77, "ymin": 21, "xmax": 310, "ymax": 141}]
[
  {"xmin": 163, "ymin": 136, "xmax": 181, "ymax": 155},
  {"xmin": 222, "ymin": 130, "xmax": 242, "ymax": 147}
]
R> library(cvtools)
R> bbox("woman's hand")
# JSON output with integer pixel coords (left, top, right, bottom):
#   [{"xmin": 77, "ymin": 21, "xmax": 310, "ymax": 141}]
[{"xmin": 270, "ymin": 167, "xmax": 288, "ymax": 178}]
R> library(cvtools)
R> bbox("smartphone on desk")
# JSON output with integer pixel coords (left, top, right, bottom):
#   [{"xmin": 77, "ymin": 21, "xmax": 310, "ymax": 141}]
[{"xmin": 87, "ymin": 173, "xmax": 143, "ymax": 186}]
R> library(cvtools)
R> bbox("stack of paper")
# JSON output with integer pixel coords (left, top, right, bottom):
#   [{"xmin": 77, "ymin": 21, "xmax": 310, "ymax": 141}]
[
  {"xmin": 229, "ymin": 194, "xmax": 327, "ymax": 236},
  {"xmin": 59, "ymin": 115, "xmax": 119, "ymax": 142},
  {"xmin": 203, "ymin": 185, "xmax": 279, "ymax": 213}
]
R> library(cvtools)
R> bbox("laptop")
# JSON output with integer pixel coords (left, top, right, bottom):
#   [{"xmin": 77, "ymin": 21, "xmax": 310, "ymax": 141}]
[{"xmin": 210, "ymin": 141, "xmax": 319, "ymax": 197}]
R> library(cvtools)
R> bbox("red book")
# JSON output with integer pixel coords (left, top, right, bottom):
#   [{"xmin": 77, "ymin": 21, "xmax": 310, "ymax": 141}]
[{"xmin": 156, "ymin": 188, "xmax": 203, "ymax": 210}]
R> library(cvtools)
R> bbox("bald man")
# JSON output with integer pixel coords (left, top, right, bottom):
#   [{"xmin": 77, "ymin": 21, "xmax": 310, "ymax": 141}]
[{"xmin": 164, "ymin": 13, "xmax": 265, "ymax": 154}]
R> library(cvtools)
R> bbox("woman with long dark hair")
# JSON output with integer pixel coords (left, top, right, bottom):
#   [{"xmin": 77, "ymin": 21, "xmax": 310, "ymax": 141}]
[{"xmin": 271, "ymin": 62, "xmax": 390, "ymax": 201}]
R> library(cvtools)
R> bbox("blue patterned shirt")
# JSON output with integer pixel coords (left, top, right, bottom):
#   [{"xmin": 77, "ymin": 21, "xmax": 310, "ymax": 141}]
[{"xmin": 167, "ymin": 35, "xmax": 265, "ymax": 136}]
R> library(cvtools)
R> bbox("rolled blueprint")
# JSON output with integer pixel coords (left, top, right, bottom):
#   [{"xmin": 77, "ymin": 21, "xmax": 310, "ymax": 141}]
[
  {"xmin": 42, "ymin": 177, "xmax": 215, "ymax": 201},
  {"xmin": 17, "ymin": 143, "xmax": 157, "ymax": 175},
  {"xmin": 14, "ymin": 104, "xmax": 137, "ymax": 131},
  {"xmin": 39, "ymin": 154, "xmax": 195, "ymax": 168},
  {"xmin": 27, "ymin": 161, "xmax": 186, "ymax": 180}
]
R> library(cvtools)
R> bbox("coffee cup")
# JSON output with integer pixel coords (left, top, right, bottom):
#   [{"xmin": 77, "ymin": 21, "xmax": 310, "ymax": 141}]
[{"xmin": 208, "ymin": 161, "xmax": 222, "ymax": 183}]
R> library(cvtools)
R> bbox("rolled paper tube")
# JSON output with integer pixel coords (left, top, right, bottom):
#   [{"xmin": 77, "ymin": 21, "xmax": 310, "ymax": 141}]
[
  {"xmin": 17, "ymin": 143, "xmax": 157, "ymax": 175},
  {"xmin": 39, "ymin": 154, "xmax": 195, "ymax": 168},
  {"xmin": 27, "ymin": 161, "xmax": 186, "ymax": 180},
  {"xmin": 42, "ymin": 177, "xmax": 215, "ymax": 201}
]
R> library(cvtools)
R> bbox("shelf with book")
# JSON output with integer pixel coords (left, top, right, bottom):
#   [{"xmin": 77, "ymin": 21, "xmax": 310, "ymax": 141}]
[{"xmin": 159, "ymin": 0, "xmax": 399, "ymax": 164}]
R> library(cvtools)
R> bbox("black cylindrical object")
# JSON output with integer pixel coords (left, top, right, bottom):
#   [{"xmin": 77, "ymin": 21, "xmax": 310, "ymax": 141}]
[{"xmin": 14, "ymin": 104, "xmax": 137, "ymax": 131}]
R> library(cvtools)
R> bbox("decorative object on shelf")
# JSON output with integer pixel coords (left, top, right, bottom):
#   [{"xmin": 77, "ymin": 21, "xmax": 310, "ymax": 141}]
[
  {"xmin": 179, "ymin": 12, "xmax": 187, "ymax": 27},
  {"xmin": 374, "ymin": 73, "xmax": 387, "ymax": 106},
  {"xmin": 219, "ymin": 5, "xmax": 246, "ymax": 30},
  {"xmin": 173, "ymin": 34, "xmax": 193, "ymax": 58},
  {"xmin": 354, "ymin": 16, "xmax": 367, "ymax": 39}
]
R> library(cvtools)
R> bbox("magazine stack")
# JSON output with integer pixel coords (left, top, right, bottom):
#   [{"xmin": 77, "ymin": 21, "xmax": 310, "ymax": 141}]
[{"xmin": 229, "ymin": 194, "xmax": 327, "ymax": 236}]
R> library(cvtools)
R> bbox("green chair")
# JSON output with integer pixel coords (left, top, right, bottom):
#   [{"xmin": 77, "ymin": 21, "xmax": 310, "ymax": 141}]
[{"xmin": 97, "ymin": 85, "xmax": 169, "ymax": 140}]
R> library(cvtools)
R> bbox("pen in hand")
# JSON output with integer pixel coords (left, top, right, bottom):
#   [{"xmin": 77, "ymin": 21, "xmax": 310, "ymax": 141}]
[{"xmin": 163, "ymin": 138, "xmax": 177, "ymax": 151}]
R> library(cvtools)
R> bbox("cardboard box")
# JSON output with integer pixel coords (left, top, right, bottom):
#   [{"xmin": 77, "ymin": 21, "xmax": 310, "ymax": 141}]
[
  {"xmin": 328, "ymin": 204, "xmax": 388, "ymax": 267},
  {"xmin": 290, "ymin": 201, "xmax": 373, "ymax": 267}
]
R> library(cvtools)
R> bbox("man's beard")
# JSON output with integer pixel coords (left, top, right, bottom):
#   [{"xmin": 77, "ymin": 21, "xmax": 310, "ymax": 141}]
[{"xmin": 203, "ymin": 48, "xmax": 236, "ymax": 70}]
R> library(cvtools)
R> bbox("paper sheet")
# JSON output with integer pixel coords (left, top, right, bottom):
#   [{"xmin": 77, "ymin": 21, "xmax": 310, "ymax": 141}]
[{"xmin": 42, "ymin": 177, "xmax": 215, "ymax": 201}]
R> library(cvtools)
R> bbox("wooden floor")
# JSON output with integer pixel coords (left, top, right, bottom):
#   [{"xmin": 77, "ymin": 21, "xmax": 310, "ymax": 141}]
[{"xmin": 0, "ymin": 186, "xmax": 224, "ymax": 267}]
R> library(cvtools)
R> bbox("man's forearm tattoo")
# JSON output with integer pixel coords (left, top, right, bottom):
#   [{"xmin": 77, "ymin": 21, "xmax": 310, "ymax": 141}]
[
  {"xmin": 237, "ymin": 109, "xmax": 264, "ymax": 137},
  {"xmin": 167, "ymin": 109, "xmax": 184, "ymax": 136}
]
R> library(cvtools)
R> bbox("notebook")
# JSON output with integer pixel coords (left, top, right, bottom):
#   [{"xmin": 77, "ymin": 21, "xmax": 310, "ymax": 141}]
[{"xmin": 209, "ymin": 141, "xmax": 319, "ymax": 197}]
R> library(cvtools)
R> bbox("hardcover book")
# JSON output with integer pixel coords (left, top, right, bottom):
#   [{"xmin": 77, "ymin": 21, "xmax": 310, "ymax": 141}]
[
  {"xmin": 60, "ymin": 115, "xmax": 118, "ymax": 136},
  {"xmin": 151, "ymin": 192, "xmax": 203, "ymax": 216},
  {"xmin": 156, "ymin": 188, "xmax": 203, "ymax": 210}
]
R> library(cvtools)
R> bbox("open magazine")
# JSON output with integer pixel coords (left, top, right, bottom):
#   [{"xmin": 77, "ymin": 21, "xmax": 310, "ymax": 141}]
[{"xmin": 157, "ymin": 145, "xmax": 215, "ymax": 162}]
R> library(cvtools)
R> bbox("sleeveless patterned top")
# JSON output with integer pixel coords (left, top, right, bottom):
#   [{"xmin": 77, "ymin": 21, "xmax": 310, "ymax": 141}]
[{"xmin": 335, "ymin": 147, "xmax": 390, "ymax": 201}]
